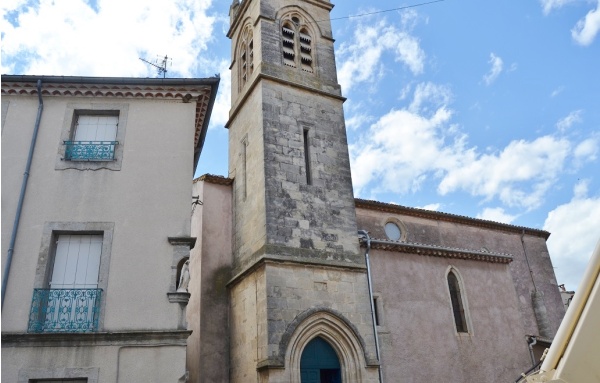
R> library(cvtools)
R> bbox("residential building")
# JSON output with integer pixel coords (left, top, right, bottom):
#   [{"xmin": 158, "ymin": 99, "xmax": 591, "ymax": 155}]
[{"xmin": 1, "ymin": 75, "xmax": 218, "ymax": 383}]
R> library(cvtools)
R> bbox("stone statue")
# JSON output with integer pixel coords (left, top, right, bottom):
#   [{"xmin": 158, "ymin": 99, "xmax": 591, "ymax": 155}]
[{"xmin": 177, "ymin": 259, "xmax": 190, "ymax": 292}]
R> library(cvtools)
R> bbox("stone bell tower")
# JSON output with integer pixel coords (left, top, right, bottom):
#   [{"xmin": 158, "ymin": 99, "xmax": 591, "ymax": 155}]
[{"xmin": 226, "ymin": 0, "xmax": 380, "ymax": 381}]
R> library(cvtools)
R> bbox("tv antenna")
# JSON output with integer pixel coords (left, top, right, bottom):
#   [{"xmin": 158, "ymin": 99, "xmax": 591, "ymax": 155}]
[{"xmin": 139, "ymin": 55, "xmax": 172, "ymax": 78}]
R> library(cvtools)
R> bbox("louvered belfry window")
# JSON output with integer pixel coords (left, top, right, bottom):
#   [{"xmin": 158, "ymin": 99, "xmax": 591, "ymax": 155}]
[
  {"xmin": 240, "ymin": 24, "xmax": 254, "ymax": 89},
  {"xmin": 281, "ymin": 15, "xmax": 313, "ymax": 73}
]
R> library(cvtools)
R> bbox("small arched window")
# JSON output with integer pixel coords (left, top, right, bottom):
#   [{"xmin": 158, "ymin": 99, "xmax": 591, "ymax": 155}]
[
  {"xmin": 281, "ymin": 14, "xmax": 313, "ymax": 73},
  {"xmin": 239, "ymin": 24, "xmax": 254, "ymax": 89},
  {"xmin": 447, "ymin": 270, "xmax": 468, "ymax": 333}
]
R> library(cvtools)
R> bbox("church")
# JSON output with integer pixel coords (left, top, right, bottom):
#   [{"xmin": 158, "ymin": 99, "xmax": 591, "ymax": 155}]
[
  {"xmin": 185, "ymin": 0, "xmax": 565, "ymax": 382},
  {"xmin": 1, "ymin": 0, "xmax": 565, "ymax": 382}
]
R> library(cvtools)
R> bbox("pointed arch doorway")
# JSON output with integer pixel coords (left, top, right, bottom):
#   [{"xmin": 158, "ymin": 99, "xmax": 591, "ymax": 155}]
[{"xmin": 300, "ymin": 337, "xmax": 342, "ymax": 383}]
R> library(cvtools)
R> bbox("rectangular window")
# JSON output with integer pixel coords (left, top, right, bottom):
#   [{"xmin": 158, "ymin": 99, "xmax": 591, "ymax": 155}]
[
  {"xmin": 64, "ymin": 113, "xmax": 118, "ymax": 161},
  {"xmin": 30, "ymin": 380, "xmax": 88, "ymax": 383},
  {"xmin": 373, "ymin": 297, "xmax": 380, "ymax": 326},
  {"xmin": 29, "ymin": 232, "xmax": 105, "ymax": 333},
  {"xmin": 51, "ymin": 235, "xmax": 102, "ymax": 289}
]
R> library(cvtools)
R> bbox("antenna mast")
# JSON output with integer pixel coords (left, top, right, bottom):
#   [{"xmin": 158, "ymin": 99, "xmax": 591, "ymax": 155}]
[{"xmin": 139, "ymin": 55, "xmax": 172, "ymax": 78}]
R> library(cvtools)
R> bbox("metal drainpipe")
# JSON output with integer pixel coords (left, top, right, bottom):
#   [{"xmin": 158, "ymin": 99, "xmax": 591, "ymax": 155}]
[
  {"xmin": 358, "ymin": 230, "xmax": 383, "ymax": 383},
  {"xmin": 527, "ymin": 336, "xmax": 537, "ymax": 367},
  {"xmin": 1, "ymin": 80, "xmax": 44, "ymax": 309}
]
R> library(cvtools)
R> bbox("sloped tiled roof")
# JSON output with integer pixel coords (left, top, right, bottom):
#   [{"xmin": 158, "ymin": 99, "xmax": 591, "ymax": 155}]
[{"xmin": 355, "ymin": 198, "xmax": 550, "ymax": 239}]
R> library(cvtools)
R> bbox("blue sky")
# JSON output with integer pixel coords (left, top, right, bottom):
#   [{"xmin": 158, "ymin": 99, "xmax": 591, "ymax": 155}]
[{"xmin": 2, "ymin": 0, "xmax": 599, "ymax": 290}]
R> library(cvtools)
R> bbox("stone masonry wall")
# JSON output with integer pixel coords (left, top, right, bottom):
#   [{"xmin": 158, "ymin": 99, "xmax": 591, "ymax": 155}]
[
  {"xmin": 228, "ymin": 87, "xmax": 268, "ymax": 272},
  {"xmin": 262, "ymin": 81, "xmax": 360, "ymax": 263},
  {"xmin": 230, "ymin": 266, "xmax": 265, "ymax": 383},
  {"xmin": 263, "ymin": 263, "xmax": 378, "ymax": 363}
]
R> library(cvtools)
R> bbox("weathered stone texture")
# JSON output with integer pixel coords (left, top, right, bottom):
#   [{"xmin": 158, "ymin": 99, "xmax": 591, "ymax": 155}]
[
  {"xmin": 263, "ymin": 263, "xmax": 377, "ymax": 362},
  {"xmin": 261, "ymin": 81, "xmax": 359, "ymax": 261}
]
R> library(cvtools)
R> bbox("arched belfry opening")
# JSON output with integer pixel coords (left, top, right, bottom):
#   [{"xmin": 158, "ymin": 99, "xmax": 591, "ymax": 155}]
[{"xmin": 301, "ymin": 337, "xmax": 342, "ymax": 383}]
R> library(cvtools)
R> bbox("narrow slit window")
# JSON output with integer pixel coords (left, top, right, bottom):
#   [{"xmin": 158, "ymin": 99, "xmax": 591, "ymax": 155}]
[
  {"xmin": 242, "ymin": 139, "xmax": 248, "ymax": 200},
  {"xmin": 303, "ymin": 128, "xmax": 312, "ymax": 185},
  {"xmin": 448, "ymin": 271, "xmax": 467, "ymax": 332}
]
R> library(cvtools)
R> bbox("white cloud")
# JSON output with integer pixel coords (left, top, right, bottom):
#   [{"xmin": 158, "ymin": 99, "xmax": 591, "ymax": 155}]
[
  {"xmin": 349, "ymin": 83, "xmax": 455, "ymax": 196},
  {"xmin": 574, "ymin": 137, "xmax": 599, "ymax": 159},
  {"xmin": 1, "ymin": 0, "xmax": 217, "ymax": 77},
  {"xmin": 418, "ymin": 203, "xmax": 441, "ymax": 211},
  {"xmin": 544, "ymin": 180, "xmax": 600, "ymax": 290},
  {"xmin": 208, "ymin": 60, "xmax": 231, "ymax": 129},
  {"xmin": 337, "ymin": 17, "xmax": 425, "ymax": 93},
  {"xmin": 476, "ymin": 207, "xmax": 517, "ymax": 224},
  {"xmin": 550, "ymin": 86, "xmax": 565, "ymax": 97},
  {"xmin": 540, "ymin": 0, "xmax": 576, "ymax": 15},
  {"xmin": 556, "ymin": 109, "xmax": 583, "ymax": 131},
  {"xmin": 345, "ymin": 112, "xmax": 373, "ymax": 132},
  {"xmin": 571, "ymin": 0, "xmax": 600, "ymax": 45},
  {"xmin": 409, "ymin": 82, "xmax": 452, "ymax": 114},
  {"xmin": 438, "ymin": 136, "xmax": 571, "ymax": 209},
  {"xmin": 350, "ymin": 82, "xmax": 576, "ymax": 210},
  {"xmin": 574, "ymin": 137, "xmax": 599, "ymax": 162},
  {"xmin": 482, "ymin": 53, "xmax": 503, "ymax": 85}
]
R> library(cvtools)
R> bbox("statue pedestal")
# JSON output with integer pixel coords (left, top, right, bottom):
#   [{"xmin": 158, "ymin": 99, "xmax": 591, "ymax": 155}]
[
  {"xmin": 167, "ymin": 292, "xmax": 191, "ymax": 329},
  {"xmin": 167, "ymin": 291, "xmax": 190, "ymax": 304}
]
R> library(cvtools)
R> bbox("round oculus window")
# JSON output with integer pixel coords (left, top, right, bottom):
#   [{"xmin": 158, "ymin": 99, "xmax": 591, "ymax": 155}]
[{"xmin": 384, "ymin": 222, "xmax": 401, "ymax": 241}]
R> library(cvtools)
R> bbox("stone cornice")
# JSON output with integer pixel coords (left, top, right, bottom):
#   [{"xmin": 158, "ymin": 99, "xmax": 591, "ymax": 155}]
[
  {"xmin": 227, "ymin": 247, "xmax": 367, "ymax": 288},
  {"xmin": 364, "ymin": 238, "xmax": 513, "ymax": 264},
  {"xmin": 226, "ymin": 70, "xmax": 345, "ymax": 129},
  {"xmin": 355, "ymin": 198, "xmax": 550, "ymax": 239},
  {"xmin": 168, "ymin": 236, "xmax": 197, "ymax": 249},
  {"xmin": 1, "ymin": 329, "xmax": 192, "ymax": 347}
]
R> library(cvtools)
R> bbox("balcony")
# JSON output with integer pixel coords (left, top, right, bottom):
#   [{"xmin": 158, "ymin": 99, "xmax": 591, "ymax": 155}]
[
  {"xmin": 64, "ymin": 141, "xmax": 117, "ymax": 161},
  {"xmin": 28, "ymin": 288, "xmax": 102, "ymax": 333}
]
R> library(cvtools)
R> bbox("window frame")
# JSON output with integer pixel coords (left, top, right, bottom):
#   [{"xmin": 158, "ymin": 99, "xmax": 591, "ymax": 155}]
[
  {"xmin": 280, "ymin": 13, "xmax": 314, "ymax": 73},
  {"xmin": 382, "ymin": 217, "xmax": 408, "ymax": 242},
  {"xmin": 444, "ymin": 266, "xmax": 473, "ymax": 335},
  {"xmin": 238, "ymin": 24, "xmax": 254, "ymax": 91},
  {"xmin": 32, "ymin": 222, "xmax": 114, "ymax": 332},
  {"xmin": 65, "ymin": 113, "xmax": 119, "ymax": 162},
  {"xmin": 55, "ymin": 103, "xmax": 129, "ymax": 171}
]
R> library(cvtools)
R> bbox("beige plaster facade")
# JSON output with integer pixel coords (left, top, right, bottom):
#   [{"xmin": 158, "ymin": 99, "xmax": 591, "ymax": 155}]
[
  {"xmin": 355, "ymin": 201, "xmax": 564, "ymax": 382},
  {"xmin": 1, "ymin": 76, "xmax": 218, "ymax": 382}
]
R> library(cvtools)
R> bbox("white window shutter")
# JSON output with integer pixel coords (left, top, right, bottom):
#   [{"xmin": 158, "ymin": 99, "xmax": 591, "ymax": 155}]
[
  {"xmin": 74, "ymin": 115, "xmax": 118, "ymax": 142},
  {"xmin": 50, "ymin": 234, "xmax": 102, "ymax": 289}
]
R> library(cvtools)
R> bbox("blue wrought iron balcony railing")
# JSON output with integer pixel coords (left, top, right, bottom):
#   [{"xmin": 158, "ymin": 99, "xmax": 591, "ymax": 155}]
[
  {"xmin": 28, "ymin": 288, "xmax": 102, "ymax": 333},
  {"xmin": 63, "ymin": 141, "xmax": 118, "ymax": 161}
]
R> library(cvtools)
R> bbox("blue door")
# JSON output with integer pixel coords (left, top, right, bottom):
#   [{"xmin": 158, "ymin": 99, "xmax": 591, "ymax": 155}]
[{"xmin": 300, "ymin": 337, "xmax": 342, "ymax": 383}]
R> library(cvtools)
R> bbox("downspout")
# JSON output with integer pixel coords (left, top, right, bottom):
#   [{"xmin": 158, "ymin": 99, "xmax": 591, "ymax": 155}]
[
  {"xmin": 1, "ymin": 79, "xmax": 44, "ymax": 309},
  {"xmin": 358, "ymin": 230, "xmax": 383, "ymax": 383},
  {"xmin": 527, "ymin": 335, "xmax": 537, "ymax": 367}
]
